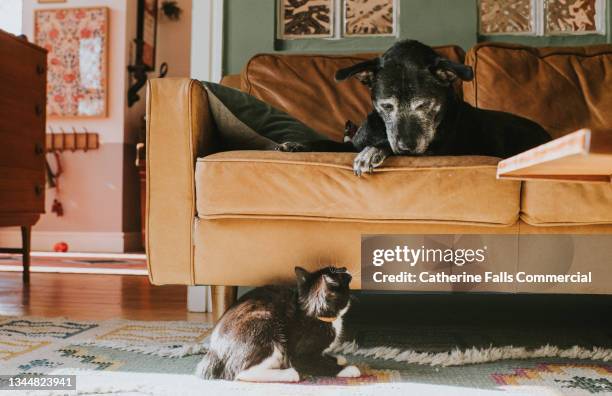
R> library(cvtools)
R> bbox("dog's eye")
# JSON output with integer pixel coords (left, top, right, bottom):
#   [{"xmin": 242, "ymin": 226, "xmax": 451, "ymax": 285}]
[
  {"xmin": 380, "ymin": 103, "xmax": 395, "ymax": 112},
  {"xmin": 415, "ymin": 101, "xmax": 435, "ymax": 111}
]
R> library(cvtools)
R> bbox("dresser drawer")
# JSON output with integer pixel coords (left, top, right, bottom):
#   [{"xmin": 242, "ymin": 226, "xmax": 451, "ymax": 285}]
[
  {"xmin": 0, "ymin": 132, "xmax": 45, "ymax": 171},
  {"xmin": 0, "ymin": 33, "xmax": 46, "ymax": 142},
  {"xmin": 0, "ymin": 167, "xmax": 45, "ymax": 214},
  {"xmin": 0, "ymin": 32, "xmax": 46, "ymax": 223},
  {"xmin": 0, "ymin": 84, "xmax": 46, "ymax": 139},
  {"xmin": 0, "ymin": 34, "xmax": 46, "ymax": 94}
]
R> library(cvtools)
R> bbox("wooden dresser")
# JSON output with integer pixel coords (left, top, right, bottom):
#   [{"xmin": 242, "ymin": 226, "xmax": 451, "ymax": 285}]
[{"xmin": 0, "ymin": 29, "xmax": 47, "ymax": 281}]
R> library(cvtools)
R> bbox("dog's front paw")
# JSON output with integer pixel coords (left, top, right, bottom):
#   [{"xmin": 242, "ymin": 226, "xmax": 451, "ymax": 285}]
[
  {"xmin": 337, "ymin": 365, "xmax": 361, "ymax": 378},
  {"xmin": 353, "ymin": 146, "xmax": 388, "ymax": 176},
  {"xmin": 276, "ymin": 142, "xmax": 307, "ymax": 152}
]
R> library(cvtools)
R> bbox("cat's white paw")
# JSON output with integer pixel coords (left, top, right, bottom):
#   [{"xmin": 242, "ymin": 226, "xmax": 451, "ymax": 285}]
[
  {"xmin": 335, "ymin": 355, "xmax": 348, "ymax": 366},
  {"xmin": 282, "ymin": 368, "xmax": 300, "ymax": 382},
  {"xmin": 235, "ymin": 367, "xmax": 300, "ymax": 383},
  {"xmin": 337, "ymin": 365, "xmax": 361, "ymax": 378}
]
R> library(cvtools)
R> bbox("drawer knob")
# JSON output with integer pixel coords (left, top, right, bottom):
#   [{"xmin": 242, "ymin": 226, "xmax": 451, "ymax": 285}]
[
  {"xmin": 35, "ymin": 143, "xmax": 44, "ymax": 155},
  {"xmin": 34, "ymin": 185, "xmax": 43, "ymax": 196},
  {"xmin": 36, "ymin": 64, "xmax": 45, "ymax": 75},
  {"xmin": 35, "ymin": 104, "xmax": 43, "ymax": 116}
]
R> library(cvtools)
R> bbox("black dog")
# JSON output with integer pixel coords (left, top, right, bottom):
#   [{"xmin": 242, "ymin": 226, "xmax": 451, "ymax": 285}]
[{"xmin": 278, "ymin": 40, "xmax": 551, "ymax": 176}]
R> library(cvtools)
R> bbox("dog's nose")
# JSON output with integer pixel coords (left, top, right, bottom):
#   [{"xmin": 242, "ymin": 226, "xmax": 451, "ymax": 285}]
[{"xmin": 398, "ymin": 142, "xmax": 414, "ymax": 152}]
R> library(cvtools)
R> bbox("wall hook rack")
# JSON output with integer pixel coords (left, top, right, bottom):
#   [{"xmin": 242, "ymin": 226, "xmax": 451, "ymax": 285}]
[{"xmin": 46, "ymin": 127, "xmax": 99, "ymax": 152}]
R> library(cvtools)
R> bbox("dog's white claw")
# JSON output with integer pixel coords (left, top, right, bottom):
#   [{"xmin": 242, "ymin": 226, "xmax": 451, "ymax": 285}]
[
  {"xmin": 337, "ymin": 365, "xmax": 361, "ymax": 378},
  {"xmin": 353, "ymin": 146, "xmax": 388, "ymax": 176},
  {"xmin": 276, "ymin": 142, "xmax": 306, "ymax": 152},
  {"xmin": 336, "ymin": 355, "xmax": 348, "ymax": 366}
]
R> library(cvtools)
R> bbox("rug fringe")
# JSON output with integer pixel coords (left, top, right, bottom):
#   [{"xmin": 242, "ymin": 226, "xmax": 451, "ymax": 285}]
[
  {"xmin": 75, "ymin": 330, "xmax": 612, "ymax": 365},
  {"xmin": 96, "ymin": 339, "xmax": 612, "ymax": 364},
  {"xmin": 77, "ymin": 340, "xmax": 209, "ymax": 357},
  {"xmin": 331, "ymin": 342, "xmax": 612, "ymax": 367}
]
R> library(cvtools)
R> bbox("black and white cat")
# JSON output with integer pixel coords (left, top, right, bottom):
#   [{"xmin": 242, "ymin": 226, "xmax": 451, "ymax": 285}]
[{"xmin": 198, "ymin": 266, "xmax": 360, "ymax": 382}]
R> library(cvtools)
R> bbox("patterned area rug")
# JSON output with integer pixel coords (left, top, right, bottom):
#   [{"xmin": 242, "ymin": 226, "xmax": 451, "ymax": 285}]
[{"xmin": 1, "ymin": 316, "xmax": 611, "ymax": 395}]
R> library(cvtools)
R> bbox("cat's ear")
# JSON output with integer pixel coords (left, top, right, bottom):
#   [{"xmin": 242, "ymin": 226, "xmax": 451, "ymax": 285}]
[
  {"xmin": 294, "ymin": 266, "xmax": 310, "ymax": 286},
  {"xmin": 341, "ymin": 272, "xmax": 352, "ymax": 286}
]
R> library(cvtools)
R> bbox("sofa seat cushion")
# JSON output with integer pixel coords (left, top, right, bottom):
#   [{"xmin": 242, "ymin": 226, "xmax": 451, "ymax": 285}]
[
  {"xmin": 195, "ymin": 151, "xmax": 520, "ymax": 226},
  {"xmin": 521, "ymin": 181, "xmax": 612, "ymax": 226}
]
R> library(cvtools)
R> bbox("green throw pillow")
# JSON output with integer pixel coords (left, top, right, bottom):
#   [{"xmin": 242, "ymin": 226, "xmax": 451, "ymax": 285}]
[{"xmin": 201, "ymin": 81, "xmax": 328, "ymax": 151}]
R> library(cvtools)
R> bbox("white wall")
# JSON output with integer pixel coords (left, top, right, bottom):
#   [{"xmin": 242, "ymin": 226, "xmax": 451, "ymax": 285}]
[
  {"xmin": 190, "ymin": 0, "xmax": 222, "ymax": 82},
  {"xmin": 0, "ymin": 0, "xmax": 22, "ymax": 35}
]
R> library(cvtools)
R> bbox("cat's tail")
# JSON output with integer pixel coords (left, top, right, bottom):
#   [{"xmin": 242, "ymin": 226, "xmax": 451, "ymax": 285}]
[{"xmin": 196, "ymin": 350, "xmax": 227, "ymax": 380}]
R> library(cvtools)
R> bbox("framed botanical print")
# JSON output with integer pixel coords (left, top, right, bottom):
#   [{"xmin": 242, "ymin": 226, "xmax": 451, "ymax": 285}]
[
  {"xmin": 279, "ymin": 0, "xmax": 334, "ymax": 39},
  {"xmin": 35, "ymin": 7, "xmax": 109, "ymax": 118}
]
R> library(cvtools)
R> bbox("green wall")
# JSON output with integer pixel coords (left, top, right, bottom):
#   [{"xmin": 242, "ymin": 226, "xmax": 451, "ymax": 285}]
[{"xmin": 223, "ymin": 0, "xmax": 611, "ymax": 75}]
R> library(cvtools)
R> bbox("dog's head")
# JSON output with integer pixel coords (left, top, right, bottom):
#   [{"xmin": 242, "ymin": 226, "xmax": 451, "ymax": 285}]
[{"xmin": 336, "ymin": 40, "xmax": 474, "ymax": 155}]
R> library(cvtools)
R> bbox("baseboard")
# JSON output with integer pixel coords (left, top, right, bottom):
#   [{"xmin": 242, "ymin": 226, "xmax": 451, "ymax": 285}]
[{"xmin": 0, "ymin": 229, "xmax": 142, "ymax": 253}]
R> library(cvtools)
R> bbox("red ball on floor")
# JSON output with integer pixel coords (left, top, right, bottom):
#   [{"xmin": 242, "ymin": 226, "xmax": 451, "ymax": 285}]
[{"xmin": 53, "ymin": 242, "xmax": 69, "ymax": 252}]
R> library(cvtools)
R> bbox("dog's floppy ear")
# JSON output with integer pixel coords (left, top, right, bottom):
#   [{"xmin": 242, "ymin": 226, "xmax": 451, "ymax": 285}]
[
  {"xmin": 335, "ymin": 58, "xmax": 380, "ymax": 87},
  {"xmin": 430, "ymin": 58, "xmax": 474, "ymax": 84}
]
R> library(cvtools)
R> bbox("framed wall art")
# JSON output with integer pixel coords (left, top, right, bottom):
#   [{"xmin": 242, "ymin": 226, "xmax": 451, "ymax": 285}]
[
  {"xmin": 279, "ymin": 0, "xmax": 334, "ymax": 39},
  {"xmin": 479, "ymin": 0, "xmax": 605, "ymax": 36},
  {"xmin": 139, "ymin": 0, "xmax": 158, "ymax": 70},
  {"xmin": 278, "ymin": 0, "xmax": 398, "ymax": 40},
  {"xmin": 343, "ymin": 0, "xmax": 397, "ymax": 37},
  {"xmin": 127, "ymin": 0, "xmax": 159, "ymax": 107},
  {"xmin": 479, "ymin": 0, "xmax": 536, "ymax": 35},
  {"xmin": 546, "ymin": 0, "xmax": 604, "ymax": 35},
  {"xmin": 35, "ymin": 7, "xmax": 109, "ymax": 118}
]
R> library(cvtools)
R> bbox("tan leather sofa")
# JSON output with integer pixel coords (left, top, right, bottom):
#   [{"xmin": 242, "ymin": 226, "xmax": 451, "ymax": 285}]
[{"xmin": 146, "ymin": 43, "xmax": 612, "ymax": 318}]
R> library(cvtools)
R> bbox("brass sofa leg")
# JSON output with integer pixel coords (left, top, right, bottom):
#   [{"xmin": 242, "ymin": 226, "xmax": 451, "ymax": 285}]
[{"xmin": 211, "ymin": 286, "xmax": 237, "ymax": 322}]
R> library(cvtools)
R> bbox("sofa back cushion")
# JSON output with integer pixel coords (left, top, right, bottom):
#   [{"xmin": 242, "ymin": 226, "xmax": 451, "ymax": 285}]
[
  {"xmin": 220, "ymin": 74, "xmax": 241, "ymax": 89},
  {"xmin": 240, "ymin": 46, "xmax": 465, "ymax": 141},
  {"xmin": 463, "ymin": 43, "xmax": 612, "ymax": 139}
]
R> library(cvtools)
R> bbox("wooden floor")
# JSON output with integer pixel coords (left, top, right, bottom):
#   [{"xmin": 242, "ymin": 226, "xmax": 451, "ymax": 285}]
[
  {"xmin": 1, "ymin": 271, "xmax": 610, "ymax": 329},
  {"xmin": 0, "ymin": 272, "xmax": 213, "ymax": 322}
]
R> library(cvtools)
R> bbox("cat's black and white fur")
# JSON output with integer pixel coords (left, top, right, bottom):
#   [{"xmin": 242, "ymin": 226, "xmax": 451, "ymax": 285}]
[{"xmin": 198, "ymin": 266, "xmax": 359, "ymax": 382}]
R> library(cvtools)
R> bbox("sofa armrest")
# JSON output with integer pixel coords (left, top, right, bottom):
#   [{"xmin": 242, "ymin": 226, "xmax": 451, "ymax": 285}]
[{"xmin": 146, "ymin": 78, "xmax": 216, "ymax": 285}]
